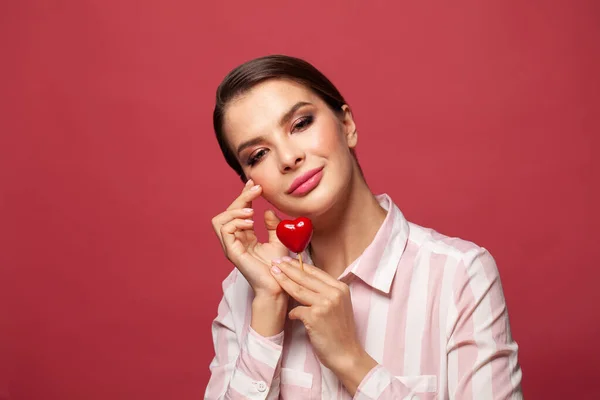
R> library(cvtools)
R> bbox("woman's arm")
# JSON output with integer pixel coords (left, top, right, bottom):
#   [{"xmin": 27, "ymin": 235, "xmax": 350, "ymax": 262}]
[
  {"xmin": 204, "ymin": 270, "xmax": 288, "ymax": 400},
  {"xmin": 445, "ymin": 248, "xmax": 522, "ymax": 398}
]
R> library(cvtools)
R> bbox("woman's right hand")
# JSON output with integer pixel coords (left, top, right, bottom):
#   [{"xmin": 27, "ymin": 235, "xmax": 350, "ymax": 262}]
[{"xmin": 212, "ymin": 179, "xmax": 290, "ymax": 298}]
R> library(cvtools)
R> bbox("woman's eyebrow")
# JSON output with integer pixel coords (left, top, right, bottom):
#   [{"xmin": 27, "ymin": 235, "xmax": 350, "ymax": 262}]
[
  {"xmin": 278, "ymin": 101, "xmax": 312, "ymax": 127},
  {"xmin": 236, "ymin": 101, "xmax": 313, "ymax": 156},
  {"xmin": 237, "ymin": 136, "xmax": 266, "ymax": 155}
]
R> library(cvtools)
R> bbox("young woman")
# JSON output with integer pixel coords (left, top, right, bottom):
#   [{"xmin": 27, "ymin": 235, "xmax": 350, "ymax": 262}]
[{"xmin": 205, "ymin": 55, "xmax": 522, "ymax": 400}]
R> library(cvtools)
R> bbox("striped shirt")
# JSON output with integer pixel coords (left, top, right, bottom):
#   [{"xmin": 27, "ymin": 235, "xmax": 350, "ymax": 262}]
[{"xmin": 205, "ymin": 194, "xmax": 523, "ymax": 399}]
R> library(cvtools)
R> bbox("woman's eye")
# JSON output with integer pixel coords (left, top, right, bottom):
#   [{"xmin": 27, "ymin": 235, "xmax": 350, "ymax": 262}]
[
  {"xmin": 292, "ymin": 115, "xmax": 314, "ymax": 132},
  {"xmin": 247, "ymin": 149, "xmax": 267, "ymax": 166}
]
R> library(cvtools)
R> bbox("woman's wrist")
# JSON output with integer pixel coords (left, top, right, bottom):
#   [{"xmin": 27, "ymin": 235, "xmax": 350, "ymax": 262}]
[
  {"xmin": 332, "ymin": 348, "xmax": 379, "ymax": 397},
  {"xmin": 250, "ymin": 293, "xmax": 288, "ymax": 337}
]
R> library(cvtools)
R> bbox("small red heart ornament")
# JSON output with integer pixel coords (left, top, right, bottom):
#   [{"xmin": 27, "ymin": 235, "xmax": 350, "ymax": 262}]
[{"xmin": 276, "ymin": 217, "xmax": 313, "ymax": 254}]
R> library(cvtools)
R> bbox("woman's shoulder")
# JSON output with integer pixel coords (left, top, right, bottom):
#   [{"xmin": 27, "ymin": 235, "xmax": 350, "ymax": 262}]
[
  {"xmin": 400, "ymin": 221, "xmax": 506, "ymax": 307},
  {"xmin": 405, "ymin": 220, "xmax": 498, "ymax": 274},
  {"xmin": 387, "ymin": 195, "xmax": 493, "ymax": 266}
]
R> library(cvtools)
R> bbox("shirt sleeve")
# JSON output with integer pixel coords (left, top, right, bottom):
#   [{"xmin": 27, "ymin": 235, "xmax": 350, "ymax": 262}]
[
  {"xmin": 204, "ymin": 271, "xmax": 285, "ymax": 400},
  {"xmin": 353, "ymin": 248, "xmax": 523, "ymax": 400},
  {"xmin": 446, "ymin": 248, "xmax": 522, "ymax": 399}
]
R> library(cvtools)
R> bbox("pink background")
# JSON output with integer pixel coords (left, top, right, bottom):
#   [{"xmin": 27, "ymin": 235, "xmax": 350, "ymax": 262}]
[{"xmin": 1, "ymin": 1, "xmax": 598, "ymax": 398}]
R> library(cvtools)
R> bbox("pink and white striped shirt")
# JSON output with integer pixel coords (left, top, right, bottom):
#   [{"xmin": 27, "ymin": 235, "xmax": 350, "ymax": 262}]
[{"xmin": 205, "ymin": 194, "xmax": 523, "ymax": 399}]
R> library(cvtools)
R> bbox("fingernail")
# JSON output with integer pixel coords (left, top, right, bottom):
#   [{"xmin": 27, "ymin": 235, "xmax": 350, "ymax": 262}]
[
  {"xmin": 244, "ymin": 219, "xmax": 254, "ymax": 223},
  {"xmin": 245, "ymin": 179, "xmax": 253, "ymax": 186},
  {"xmin": 272, "ymin": 258, "xmax": 281, "ymax": 264},
  {"xmin": 282, "ymin": 256, "xmax": 292, "ymax": 262},
  {"xmin": 271, "ymin": 266, "xmax": 281, "ymax": 274},
  {"xmin": 250, "ymin": 185, "xmax": 261, "ymax": 191},
  {"xmin": 243, "ymin": 208, "xmax": 253, "ymax": 213}
]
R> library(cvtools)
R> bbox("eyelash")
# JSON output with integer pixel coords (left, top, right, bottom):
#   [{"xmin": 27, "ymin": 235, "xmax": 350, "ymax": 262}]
[
  {"xmin": 246, "ymin": 115, "xmax": 314, "ymax": 166},
  {"xmin": 293, "ymin": 115, "xmax": 313, "ymax": 132},
  {"xmin": 247, "ymin": 149, "xmax": 267, "ymax": 166}
]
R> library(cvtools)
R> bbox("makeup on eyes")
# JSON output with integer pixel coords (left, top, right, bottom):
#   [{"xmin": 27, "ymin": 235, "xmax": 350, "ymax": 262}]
[
  {"xmin": 243, "ymin": 113, "xmax": 315, "ymax": 167},
  {"xmin": 292, "ymin": 115, "xmax": 314, "ymax": 131},
  {"xmin": 246, "ymin": 148, "xmax": 267, "ymax": 166}
]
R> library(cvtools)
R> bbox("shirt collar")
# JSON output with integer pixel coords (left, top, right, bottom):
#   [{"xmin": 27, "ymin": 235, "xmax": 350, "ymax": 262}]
[{"xmin": 300, "ymin": 193, "xmax": 409, "ymax": 294}]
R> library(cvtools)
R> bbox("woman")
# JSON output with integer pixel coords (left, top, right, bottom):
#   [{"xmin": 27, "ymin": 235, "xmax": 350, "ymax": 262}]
[{"xmin": 205, "ymin": 55, "xmax": 522, "ymax": 399}]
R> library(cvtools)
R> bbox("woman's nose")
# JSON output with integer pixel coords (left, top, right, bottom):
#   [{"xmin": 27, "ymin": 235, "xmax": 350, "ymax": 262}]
[{"xmin": 278, "ymin": 144, "xmax": 305, "ymax": 172}]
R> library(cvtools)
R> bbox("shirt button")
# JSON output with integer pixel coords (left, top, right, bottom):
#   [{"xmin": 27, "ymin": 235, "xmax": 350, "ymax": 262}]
[{"xmin": 256, "ymin": 381, "xmax": 267, "ymax": 392}]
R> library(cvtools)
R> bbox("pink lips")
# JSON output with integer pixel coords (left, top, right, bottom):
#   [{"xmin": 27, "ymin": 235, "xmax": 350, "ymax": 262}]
[{"xmin": 287, "ymin": 167, "xmax": 324, "ymax": 196}]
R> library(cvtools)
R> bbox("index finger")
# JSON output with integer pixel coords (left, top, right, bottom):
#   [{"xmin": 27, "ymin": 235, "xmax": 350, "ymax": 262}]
[
  {"xmin": 283, "ymin": 257, "xmax": 343, "ymax": 289},
  {"xmin": 275, "ymin": 259, "xmax": 333, "ymax": 295},
  {"xmin": 226, "ymin": 179, "xmax": 262, "ymax": 211}
]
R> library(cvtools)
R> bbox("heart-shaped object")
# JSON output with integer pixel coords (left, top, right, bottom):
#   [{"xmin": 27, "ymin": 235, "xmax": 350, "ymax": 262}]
[{"xmin": 276, "ymin": 217, "xmax": 313, "ymax": 254}]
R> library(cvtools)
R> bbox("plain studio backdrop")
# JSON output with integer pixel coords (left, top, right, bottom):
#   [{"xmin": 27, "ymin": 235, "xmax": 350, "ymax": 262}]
[{"xmin": 1, "ymin": 1, "xmax": 598, "ymax": 399}]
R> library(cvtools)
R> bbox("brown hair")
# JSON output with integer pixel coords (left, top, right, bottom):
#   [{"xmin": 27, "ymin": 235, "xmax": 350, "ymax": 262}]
[{"xmin": 213, "ymin": 54, "xmax": 355, "ymax": 182}]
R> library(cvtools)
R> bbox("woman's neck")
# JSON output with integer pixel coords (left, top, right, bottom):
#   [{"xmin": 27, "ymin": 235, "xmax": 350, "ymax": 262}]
[{"xmin": 308, "ymin": 168, "xmax": 387, "ymax": 279}]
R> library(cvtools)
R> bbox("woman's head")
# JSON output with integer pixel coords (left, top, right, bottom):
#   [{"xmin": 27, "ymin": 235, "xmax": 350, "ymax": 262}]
[{"xmin": 213, "ymin": 55, "xmax": 363, "ymax": 217}]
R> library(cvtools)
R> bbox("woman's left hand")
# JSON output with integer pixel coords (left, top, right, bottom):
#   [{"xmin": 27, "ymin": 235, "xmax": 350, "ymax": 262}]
[{"xmin": 270, "ymin": 256, "xmax": 378, "ymax": 390}]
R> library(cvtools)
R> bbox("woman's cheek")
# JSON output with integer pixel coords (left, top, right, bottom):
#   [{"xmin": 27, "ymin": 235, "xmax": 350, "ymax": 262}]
[
  {"xmin": 251, "ymin": 170, "xmax": 279, "ymax": 201},
  {"xmin": 245, "ymin": 159, "xmax": 272, "ymax": 186},
  {"xmin": 306, "ymin": 125, "xmax": 341, "ymax": 155}
]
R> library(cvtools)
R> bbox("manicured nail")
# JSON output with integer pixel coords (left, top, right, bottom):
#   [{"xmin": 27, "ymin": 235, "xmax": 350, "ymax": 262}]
[
  {"xmin": 250, "ymin": 185, "xmax": 261, "ymax": 191},
  {"xmin": 243, "ymin": 208, "xmax": 253, "ymax": 213},
  {"xmin": 245, "ymin": 179, "xmax": 253, "ymax": 186},
  {"xmin": 244, "ymin": 219, "xmax": 254, "ymax": 223},
  {"xmin": 282, "ymin": 256, "xmax": 292, "ymax": 262},
  {"xmin": 272, "ymin": 258, "xmax": 281, "ymax": 264},
  {"xmin": 271, "ymin": 266, "xmax": 281, "ymax": 274}
]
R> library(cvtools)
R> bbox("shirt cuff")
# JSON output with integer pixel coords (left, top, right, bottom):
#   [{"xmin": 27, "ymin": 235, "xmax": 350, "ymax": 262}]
[
  {"xmin": 353, "ymin": 364, "xmax": 393, "ymax": 400},
  {"xmin": 228, "ymin": 327, "xmax": 285, "ymax": 399},
  {"xmin": 248, "ymin": 326, "xmax": 285, "ymax": 348}
]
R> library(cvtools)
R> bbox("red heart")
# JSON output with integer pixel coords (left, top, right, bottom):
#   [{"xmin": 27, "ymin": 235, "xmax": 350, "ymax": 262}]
[{"xmin": 276, "ymin": 217, "xmax": 313, "ymax": 254}]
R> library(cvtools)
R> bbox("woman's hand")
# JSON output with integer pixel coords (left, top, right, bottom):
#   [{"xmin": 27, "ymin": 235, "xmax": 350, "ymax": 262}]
[
  {"xmin": 212, "ymin": 179, "xmax": 289, "ymax": 298},
  {"xmin": 269, "ymin": 257, "xmax": 378, "ymax": 394}
]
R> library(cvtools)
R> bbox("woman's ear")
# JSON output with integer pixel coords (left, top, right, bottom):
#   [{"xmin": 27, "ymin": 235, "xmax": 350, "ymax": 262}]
[{"xmin": 340, "ymin": 105, "xmax": 358, "ymax": 149}]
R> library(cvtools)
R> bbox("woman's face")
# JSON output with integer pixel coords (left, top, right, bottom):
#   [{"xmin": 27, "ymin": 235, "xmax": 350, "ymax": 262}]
[{"xmin": 223, "ymin": 79, "xmax": 357, "ymax": 218}]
